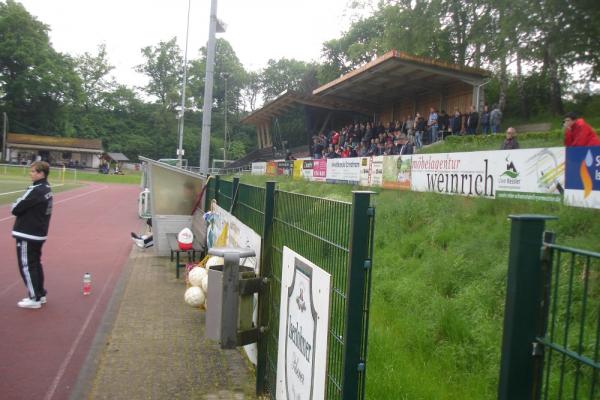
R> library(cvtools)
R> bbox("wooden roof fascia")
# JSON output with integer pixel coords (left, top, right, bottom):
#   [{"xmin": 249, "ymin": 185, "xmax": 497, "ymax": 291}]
[{"xmin": 313, "ymin": 50, "xmax": 489, "ymax": 96}]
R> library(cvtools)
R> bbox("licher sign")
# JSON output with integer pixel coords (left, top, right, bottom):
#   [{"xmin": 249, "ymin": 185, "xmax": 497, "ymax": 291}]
[{"xmin": 276, "ymin": 247, "xmax": 331, "ymax": 400}]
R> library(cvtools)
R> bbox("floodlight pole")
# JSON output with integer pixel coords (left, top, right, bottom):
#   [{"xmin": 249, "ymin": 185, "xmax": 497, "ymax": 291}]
[
  {"xmin": 199, "ymin": 0, "xmax": 219, "ymax": 174},
  {"xmin": 177, "ymin": 0, "xmax": 192, "ymax": 168}
]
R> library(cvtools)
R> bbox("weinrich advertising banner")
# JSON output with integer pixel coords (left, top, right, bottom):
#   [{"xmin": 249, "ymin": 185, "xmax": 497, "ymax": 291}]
[
  {"xmin": 410, "ymin": 147, "xmax": 565, "ymax": 201},
  {"xmin": 276, "ymin": 247, "xmax": 330, "ymax": 400},
  {"xmin": 564, "ymin": 146, "xmax": 600, "ymax": 209}
]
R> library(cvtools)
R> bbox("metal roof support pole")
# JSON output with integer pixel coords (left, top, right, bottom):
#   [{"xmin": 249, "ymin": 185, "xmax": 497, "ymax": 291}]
[{"xmin": 199, "ymin": 0, "xmax": 219, "ymax": 174}]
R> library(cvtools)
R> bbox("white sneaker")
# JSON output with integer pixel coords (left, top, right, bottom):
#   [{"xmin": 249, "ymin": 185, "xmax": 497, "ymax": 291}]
[
  {"xmin": 18, "ymin": 298, "xmax": 42, "ymax": 309},
  {"xmin": 22, "ymin": 296, "xmax": 46, "ymax": 304}
]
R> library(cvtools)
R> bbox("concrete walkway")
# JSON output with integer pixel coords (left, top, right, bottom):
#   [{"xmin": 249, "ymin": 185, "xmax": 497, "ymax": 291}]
[{"xmin": 76, "ymin": 247, "xmax": 256, "ymax": 400}]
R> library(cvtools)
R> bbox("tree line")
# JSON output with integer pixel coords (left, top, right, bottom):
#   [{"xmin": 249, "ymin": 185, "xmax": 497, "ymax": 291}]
[{"xmin": 1, "ymin": 0, "xmax": 598, "ymax": 164}]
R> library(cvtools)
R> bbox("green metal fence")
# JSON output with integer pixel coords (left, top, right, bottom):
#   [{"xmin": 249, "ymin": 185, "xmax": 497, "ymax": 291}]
[
  {"xmin": 537, "ymin": 240, "xmax": 600, "ymax": 400},
  {"xmin": 498, "ymin": 215, "xmax": 600, "ymax": 400},
  {"xmin": 205, "ymin": 177, "xmax": 375, "ymax": 400}
]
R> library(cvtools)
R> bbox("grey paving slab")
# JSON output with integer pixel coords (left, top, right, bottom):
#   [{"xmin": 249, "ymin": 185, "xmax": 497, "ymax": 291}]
[{"xmin": 86, "ymin": 247, "xmax": 256, "ymax": 400}]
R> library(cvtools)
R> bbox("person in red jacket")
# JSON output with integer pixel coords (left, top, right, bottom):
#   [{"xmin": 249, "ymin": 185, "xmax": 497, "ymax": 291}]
[{"xmin": 563, "ymin": 112, "xmax": 600, "ymax": 147}]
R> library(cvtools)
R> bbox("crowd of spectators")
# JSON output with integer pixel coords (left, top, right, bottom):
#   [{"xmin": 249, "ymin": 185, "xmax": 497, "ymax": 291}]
[{"xmin": 309, "ymin": 104, "xmax": 505, "ymax": 159}]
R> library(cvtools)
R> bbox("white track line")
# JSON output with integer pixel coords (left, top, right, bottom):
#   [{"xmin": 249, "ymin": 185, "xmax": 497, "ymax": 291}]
[
  {"xmin": 43, "ymin": 267, "xmax": 116, "ymax": 400},
  {"xmin": 0, "ymin": 280, "xmax": 21, "ymax": 298},
  {"xmin": 0, "ymin": 185, "xmax": 107, "ymax": 223},
  {"xmin": 0, "ymin": 184, "xmax": 64, "ymax": 196}
]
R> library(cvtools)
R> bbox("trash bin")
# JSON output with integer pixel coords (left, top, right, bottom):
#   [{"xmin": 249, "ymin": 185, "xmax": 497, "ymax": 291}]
[{"xmin": 205, "ymin": 247, "xmax": 259, "ymax": 349}]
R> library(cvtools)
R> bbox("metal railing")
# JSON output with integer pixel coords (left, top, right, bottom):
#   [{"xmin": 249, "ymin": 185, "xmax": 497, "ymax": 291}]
[
  {"xmin": 498, "ymin": 215, "xmax": 600, "ymax": 400},
  {"xmin": 537, "ymin": 240, "xmax": 600, "ymax": 399}
]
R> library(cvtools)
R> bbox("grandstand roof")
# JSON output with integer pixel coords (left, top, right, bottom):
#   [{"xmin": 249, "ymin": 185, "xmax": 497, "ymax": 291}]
[
  {"xmin": 241, "ymin": 51, "xmax": 490, "ymax": 126},
  {"xmin": 7, "ymin": 133, "xmax": 103, "ymax": 152},
  {"xmin": 312, "ymin": 50, "xmax": 490, "ymax": 105},
  {"xmin": 240, "ymin": 90, "xmax": 372, "ymax": 125}
]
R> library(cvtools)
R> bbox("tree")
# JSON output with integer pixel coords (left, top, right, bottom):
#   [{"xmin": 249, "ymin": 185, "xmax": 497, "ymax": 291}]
[
  {"xmin": 259, "ymin": 58, "xmax": 317, "ymax": 101},
  {"xmin": 75, "ymin": 44, "xmax": 116, "ymax": 110},
  {"xmin": 136, "ymin": 38, "xmax": 183, "ymax": 109},
  {"xmin": 0, "ymin": 0, "xmax": 82, "ymax": 133}
]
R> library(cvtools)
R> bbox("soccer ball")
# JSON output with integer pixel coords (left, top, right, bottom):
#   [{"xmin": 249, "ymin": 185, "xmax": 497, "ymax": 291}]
[
  {"xmin": 184, "ymin": 286, "xmax": 205, "ymax": 307},
  {"xmin": 206, "ymin": 256, "xmax": 224, "ymax": 269},
  {"xmin": 188, "ymin": 266, "xmax": 207, "ymax": 287}
]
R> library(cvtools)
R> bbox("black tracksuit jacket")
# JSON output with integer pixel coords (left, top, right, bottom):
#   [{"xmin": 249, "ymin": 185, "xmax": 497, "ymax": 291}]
[{"xmin": 11, "ymin": 178, "xmax": 53, "ymax": 242}]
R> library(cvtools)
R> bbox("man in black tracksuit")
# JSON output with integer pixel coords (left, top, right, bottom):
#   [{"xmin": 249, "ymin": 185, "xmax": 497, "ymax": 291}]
[{"xmin": 11, "ymin": 161, "xmax": 53, "ymax": 309}]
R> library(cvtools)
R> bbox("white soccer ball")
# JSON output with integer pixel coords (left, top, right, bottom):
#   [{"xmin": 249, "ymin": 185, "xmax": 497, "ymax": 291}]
[
  {"xmin": 205, "ymin": 256, "xmax": 224, "ymax": 269},
  {"xmin": 188, "ymin": 266, "xmax": 207, "ymax": 287},
  {"xmin": 200, "ymin": 274, "xmax": 208, "ymax": 292},
  {"xmin": 184, "ymin": 286, "xmax": 205, "ymax": 307}
]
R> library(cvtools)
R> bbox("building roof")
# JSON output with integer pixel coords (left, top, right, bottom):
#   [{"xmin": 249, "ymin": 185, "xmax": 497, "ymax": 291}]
[
  {"xmin": 105, "ymin": 152, "xmax": 130, "ymax": 162},
  {"xmin": 7, "ymin": 133, "xmax": 103, "ymax": 151},
  {"xmin": 241, "ymin": 51, "xmax": 490, "ymax": 127},
  {"xmin": 312, "ymin": 50, "xmax": 490, "ymax": 106},
  {"xmin": 240, "ymin": 90, "xmax": 373, "ymax": 125}
]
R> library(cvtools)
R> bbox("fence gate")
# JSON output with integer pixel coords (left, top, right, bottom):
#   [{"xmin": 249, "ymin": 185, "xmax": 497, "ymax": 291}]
[
  {"xmin": 498, "ymin": 215, "xmax": 600, "ymax": 400},
  {"xmin": 205, "ymin": 177, "xmax": 375, "ymax": 400}
]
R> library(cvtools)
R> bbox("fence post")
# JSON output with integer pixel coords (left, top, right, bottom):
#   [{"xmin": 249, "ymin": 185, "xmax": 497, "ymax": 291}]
[
  {"xmin": 342, "ymin": 191, "xmax": 374, "ymax": 400},
  {"xmin": 498, "ymin": 214, "xmax": 557, "ymax": 400},
  {"xmin": 256, "ymin": 181, "xmax": 276, "ymax": 396},
  {"xmin": 230, "ymin": 176, "xmax": 240, "ymax": 213}
]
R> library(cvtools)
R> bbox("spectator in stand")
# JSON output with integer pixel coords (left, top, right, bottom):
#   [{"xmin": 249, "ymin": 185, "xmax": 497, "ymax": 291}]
[
  {"xmin": 358, "ymin": 142, "xmax": 368, "ymax": 157},
  {"xmin": 500, "ymin": 127, "xmax": 520, "ymax": 150},
  {"xmin": 438, "ymin": 110, "xmax": 449, "ymax": 137},
  {"xmin": 364, "ymin": 122, "xmax": 374, "ymax": 144},
  {"xmin": 331, "ymin": 130, "xmax": 340, "ymax": 146},
  {"xmin": 563, "ymin": 112, "xmax": 600, "ymax": 147},
  {"xmin": 490, "ymin": 104, "xmax": 502, "ymax": 134},
  {"xmin": 450, "ymin": 109, "xmax": 462, "ymax": 135},
  {"xmin": 396, "ymin": 137, "xmax": 414, "ymax": 155},
  {"xmin": 466, "ymin": 105, "xmax": 479, "ymax": 135},
  {"xmin": 428, "ymin": 107, "xmax": 439, "ymax": 143},
  {"xmin": 405, "ymin": 114, "xmax": 414, "ymax": 139},
  {"xmin": 312, "ymin": 136, "xmax": 324, "ymax": 159},
  {"xmin": 480, "ymin": 104, "xmax": 491, "ymax": 135},
  {"xmin": 414, "ymin": 112, "xmax": 426, "ymax": 148},
  {"xmin": 341, "ymin": 144, "xmax": 351, "ymax": 158}
]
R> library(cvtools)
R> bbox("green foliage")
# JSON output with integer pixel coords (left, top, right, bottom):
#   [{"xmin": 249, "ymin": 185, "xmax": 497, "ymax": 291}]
[
  {"xmin": 135, "ymin": 37, "xmax": 182, "ymax": 108},
  {"xmin": 0, "ymin": 0, "xmax": 82, "ymax": 133}
]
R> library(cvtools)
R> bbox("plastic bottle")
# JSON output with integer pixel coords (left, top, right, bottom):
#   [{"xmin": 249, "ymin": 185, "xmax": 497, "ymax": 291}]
[{"xmin": 83, "ymin": 272, "xmax": 92, "ymax": 295}]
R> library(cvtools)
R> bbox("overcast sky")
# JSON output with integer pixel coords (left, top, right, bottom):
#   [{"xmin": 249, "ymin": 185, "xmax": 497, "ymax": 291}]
[{"xmin": 18, "ymin": 0, "xmax": 354, "ymax": 89}]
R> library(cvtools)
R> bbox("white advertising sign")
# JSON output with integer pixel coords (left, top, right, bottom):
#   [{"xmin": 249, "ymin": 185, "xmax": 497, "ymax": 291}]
[
  {"xmin": 209, "ymin": 204, "xmax": 262, "ymax": 364},
  {"xmin": 326, "ymin": 157, "xmax": 361, "ymax": 184},
  {"xmin": 276, "ymin": 247, "xmax": 331, "ymax": 400},
  {"xmin": 252, "ymin": 162, "xmax": 267, "ymax": 175},
  {"xmin": 410, "ymin": 147, "xmax": 565, "ymax": 201}
]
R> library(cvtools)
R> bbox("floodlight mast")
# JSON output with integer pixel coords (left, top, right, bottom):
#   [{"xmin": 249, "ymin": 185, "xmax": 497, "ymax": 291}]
[
  {"xmin": 199, "ymin": 0, "xmax": 219, "ymax": 174},
  {"xmin": 177, "ymin": 0, "xmax": 192, "ymax": 168}
]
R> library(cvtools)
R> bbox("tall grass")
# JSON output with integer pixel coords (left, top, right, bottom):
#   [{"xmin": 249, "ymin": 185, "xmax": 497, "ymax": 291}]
[{"xmin": 237, "ymin": 173, "xmax": 600, "ymax": 399}]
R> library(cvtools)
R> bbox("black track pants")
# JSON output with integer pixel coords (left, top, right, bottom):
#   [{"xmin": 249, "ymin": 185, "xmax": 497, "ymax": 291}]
[{"xmin": 16, "ymin": 239, "xmax": 46, "ymax": 300}]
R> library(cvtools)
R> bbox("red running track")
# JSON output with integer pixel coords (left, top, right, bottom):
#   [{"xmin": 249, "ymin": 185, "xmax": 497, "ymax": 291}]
[{"xmin": 0, "ymin": 183, "xmax": 141, "ymax": 400}]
